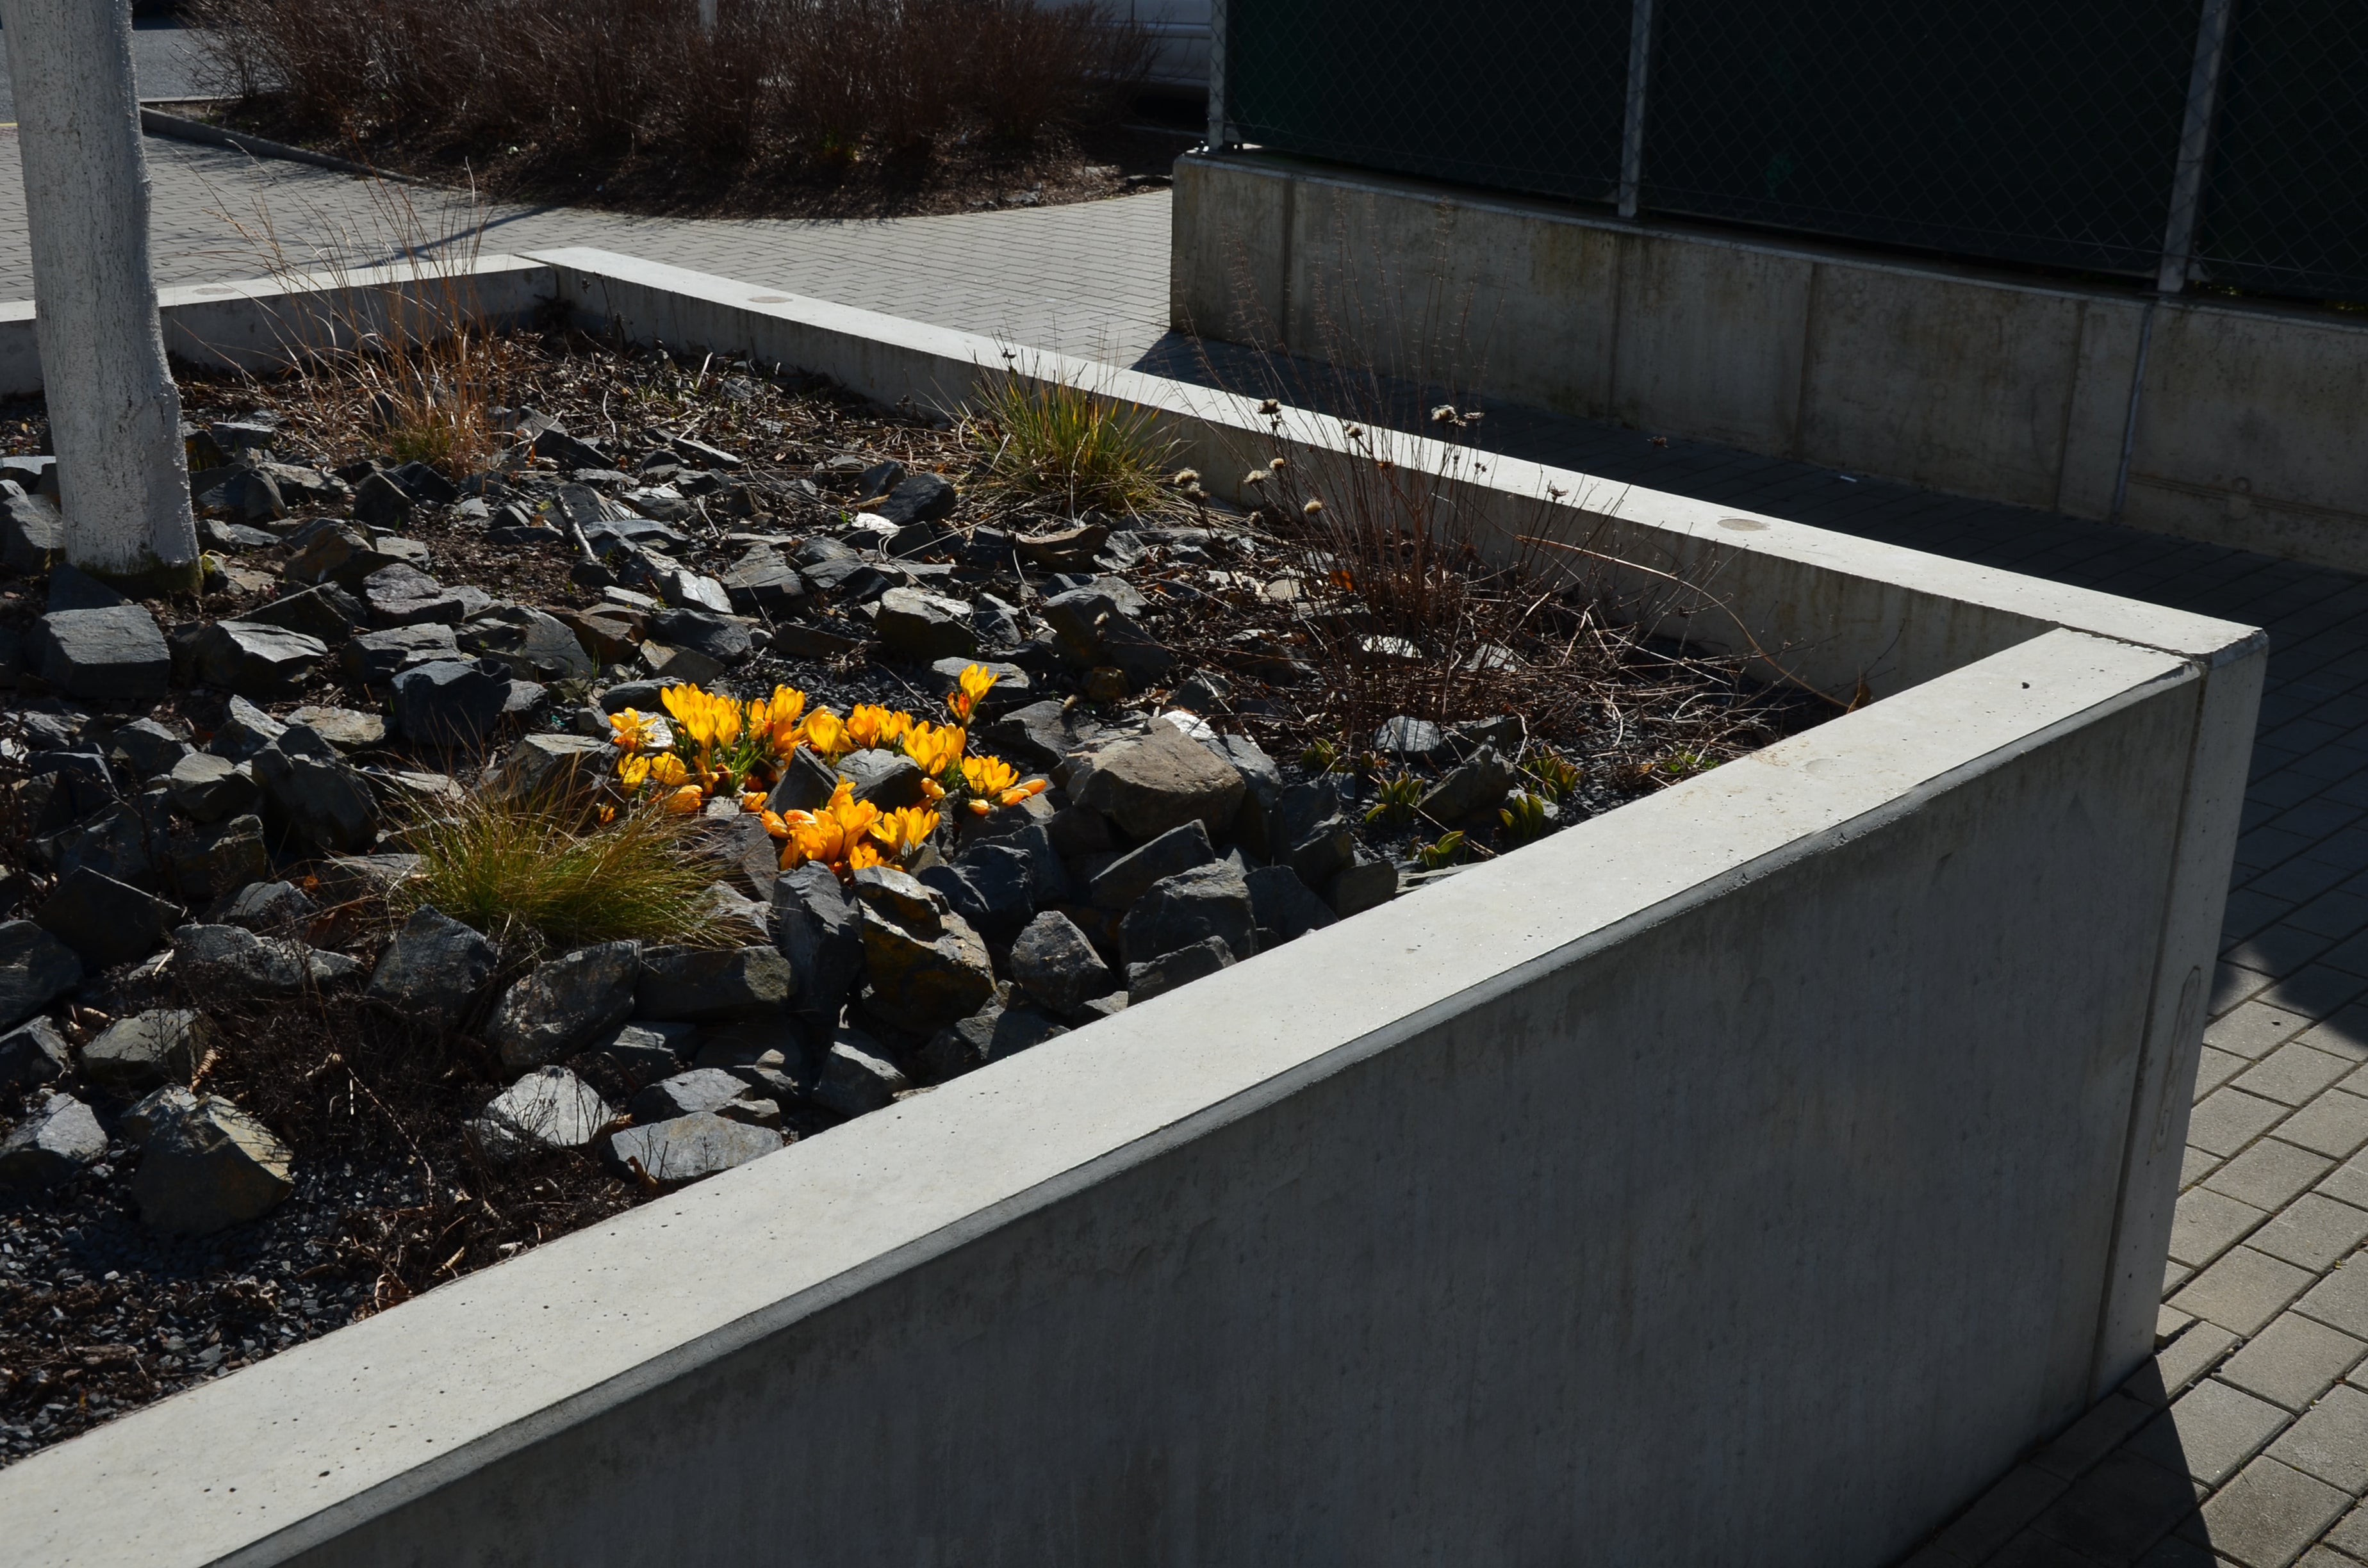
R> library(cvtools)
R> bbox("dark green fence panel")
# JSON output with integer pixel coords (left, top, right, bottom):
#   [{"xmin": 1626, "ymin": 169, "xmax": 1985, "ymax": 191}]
[
  {"xmin": 2194, "ymin": 0, "xmax": 2368, "ymax": 301},
  {"xmin": 1225, "ymin": 0, "xmax": 1631, "ymax": 205},
  {"xmin": 1639, "ymin": 0, "xmax": 2201, "ymax": 277},
  {"xmin": 1220, "ymin": 0, "xmax": 2368, "ymax": 303}
]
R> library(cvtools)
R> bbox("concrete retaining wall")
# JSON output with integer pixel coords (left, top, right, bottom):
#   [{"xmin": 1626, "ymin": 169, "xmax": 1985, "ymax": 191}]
[
  {"xmin": 0, "ymin": 253, "xmax": 2265, "ymax": 1566},
  {"xmin": 0, "ymin": 256, "xmax": 557, "ymax": 400},
  {"xmin": 1169, "ymin": 150, "xmax": 2368, "ymax": 576}
]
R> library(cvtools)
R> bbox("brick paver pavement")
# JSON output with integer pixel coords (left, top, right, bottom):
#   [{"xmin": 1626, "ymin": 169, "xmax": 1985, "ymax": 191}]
[
  {"xmin": 0, "ymin": 127, "xmax": 1174, "ymax": 360},
  {"xmin": 8, "ymin": 115, "xmax": 2367, "ymax": 1566}
]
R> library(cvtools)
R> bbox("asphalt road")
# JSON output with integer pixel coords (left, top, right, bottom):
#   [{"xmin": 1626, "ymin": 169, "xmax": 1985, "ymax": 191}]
[{"xmin": 0, "ymin": 19, "xmax": 213, "ymax": 126}]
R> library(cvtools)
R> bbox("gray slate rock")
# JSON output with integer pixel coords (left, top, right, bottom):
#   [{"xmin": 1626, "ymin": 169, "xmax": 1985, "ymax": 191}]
[
  {"xmin": 353, "ymin": 471, "xmax": 413, "ymax": 528},
  {"xmin": 605, "ymin": 1111, "xmax": 782, "ymax": 1188},
  {"xmin": 851, "ymin": 864, "xmax": 948, "ymax": 935},
  {"xmin": 284, "ymin": 523, "xmax": 402, "ymax": 589},
  {"xmin": 874, "ymin": 472, "xmax": 957, "ymax": 527},
  {"xmin": 47, "ymin": 564, "xmax": 129, "ymax": 612},
  {"xmin": 0, "ymin": 920, "xmax": 83, "ymax": 1031},
  {"xmin": 648, "ymin": 606, "xmax": 751, "ymax": 666},
  {"xmin": 1120, "ymin": 862, "xmax": 1257, "ymax": 969},
  {"xmin": 1375, "ymin": 715, "xmax": 1449, "ymax": 760},
  {"xmin": 252, "ymin": 740, "xmax": 380, "ymax": 853},
  {"xmin": 0, "ymin": 1093, "xmax": 106, "ymax": 1186},
  {"xmin": 1009, "ymin": 911, "xmax": 1117, "ymax": 1017},
  {"xmin": 245, "ymin": 584, "xmax": 368, "ymax": 646},
  {"xmin": 34, "ymin": 867, "xmax": 183, "ymax": 970},
  {"xmin": 82, "ymin": 1008, "xmax": 214, "ymax": 1094},
  {"xmin": 35, "ymin": 798, "xmax": 162, "ymax": 890},
  {"xmin": 109, "ymin": 717, "xmax": 193, "ymax": 778},
  {"xmin": 172, "ymin": 922, "xmax": 358, "ymax": 998},
  {"xmin": 120, "ymin": 1083, "xmax": 199, "ymax": 1145},
  {"xmin": 344, "ymin": 623, "xmax": 460, "ymax": 683},
  {"xmin": 722, "ymin": 557, "xmax": 806, "ymax": 616},
  {"xmin": 29, "ymin": 605, "xmax": 171, "ymax": 701},
  {"xmin": 390, "ymin": 658, "xmax": 511, "ymax": 749},
  {"xmin": 218, "ymin": 879, "xmax": 317, "ymax": 933},
  {"xmin": 470, "ymin": 1067, "xmax": 614, "ymax": 1159},
  {"xmin": 919, "ymin": 1000, "xmax": 1068, "ymax": 1083},
  {"xmin": 129, "ymin": 1095, "xmax": 294, "ymax": 1234},
  {"xmin": 580, "ymin": 1019, "xmax": 700, "ymax": 1082},
  {"xmin": 498, "ymin": 733, "xmax": 613, "ymax": 797},
  {"xmin": 362, "ymin": 564, "xmax": 470, "ymax": 628},
  {"xmin": 1331, "ymin": 854, "xmax": 1401, "ymax": 918},
  {"xmin": 167, "ymin": 751, "xmax": 258, "ymax": 823},
  {"xmin": 1075, "ymin": 726, "xmax": 1246, "ymax": 841},
  {"xmin": 919, "ymin": 844, "xmax": 1037, "ymax": 938},
  {"xmin": 460, "ymin": 605, "xmax": 596, "ymax": 682},
  {"xmin": 1, "ymin": 491, "xmax": 64, "ymax": 573},
  {"xmin": 765, "ymin": 746, "xmax": 841, "ymax": 813},
  {"xmin": 165, "ymin": 812, "xmax": 270, "ymax": 902},
  {"xmin": 185, "ymin": 619, "xmax": 327, "ymax": 698},
  {"xmin": 636, "ymin": 944, "xmax": 794, "ymax": 1022},
  {"xmin": 1247, "ymin": 864, "xmax": 1338, "ymax": 947},
  {"xmin": 858, "ymin": 897, "xmax": 996, "ymax": 1037},
  {"xmin": 629, "ymin": 1066, "xmax": 753, "ymax": 1123},
  {"xmin": 814, "ymin": 1031, "xmax": 910, "ymax": 1117},
  {"xmin": 838, "ymin": 748, "xmax": 928, "ymax": 810},
  {"xmin": 771, "ymin": 862, "xmax": 864, "ymax": 1033},
  {"xmin": 1270, "ymin": 779, "xmax": 1355, "ymax": 888},
  {"xmin": 1126, "ymin": 935, "xmax": 1237, "ymax": 1004},
  {"xmin": 284, "ymin": 704, "xmax": 386, "ymax": 751},
  {"xmin": 489, "ymin": 942, "xmax": 641, "ymax": 1074},
  {"xmin": 207, "ymin": 695, "xmax": 290, "ymax": 762},
  {"xmin": 1418, "ymin": 746, "xmax": 1513, "ymax": 821},
  {"xmin": 0, "ymin": 1017, "xmax": 70, "ymax": 1088},
  {"xmin": 1088, "ymin": 821, "xmax": 1215, "ymax": 910},
  {"xmin": 366, "ymin": 906, "xmax": 498, "ymax": 1029},
  {"xmin": 875, "ymin": 587, "xmax": 980, "ymax": 662}
]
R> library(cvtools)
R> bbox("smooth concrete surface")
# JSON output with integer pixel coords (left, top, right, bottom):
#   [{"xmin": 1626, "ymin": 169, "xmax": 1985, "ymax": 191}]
[
  {"xmin": 0, "ymin": 256, "xmax": 2265, "ymax": 1565},
  {"xmin": 0, "ymin": 632, "xmax": 2243, "ymax": 1567},
  {"xmin": 529, "ymin": 247, "xmax": 2253, "ymax": 699},
  {"xmin": 1169, "ymin": 152, "xmax": 2368, "ymax": 576},
  {"xmin": 0, "ymin": 256, "xmax": 557, "ymax": 398}
]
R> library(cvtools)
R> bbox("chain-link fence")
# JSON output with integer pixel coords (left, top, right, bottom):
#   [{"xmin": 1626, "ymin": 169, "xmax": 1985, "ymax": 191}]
[
  {"xmin": 1217, "ymin": 0, "xmax": 2368, "ymax": 305},
  {"xmin": 2192, "ymin": 0, "xmax": 2368, "ymax": 299},
  {"xmin": 1224, "ymin": 0, "xmax": 1631, "ymax": 204}
]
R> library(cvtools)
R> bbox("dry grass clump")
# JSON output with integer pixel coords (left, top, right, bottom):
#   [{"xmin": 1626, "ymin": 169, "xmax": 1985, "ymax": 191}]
[
  {"xmin": 220, "ymin": 176, "xmax": 517, "ymax": 480},
  {"xmin": 962, "ymin": 374, "xmax": 1187, "ymax": 520},
  {"xmin": 393, "ymin": 788, "xmax": 723, "ymax": 954},
  {"xmin": 186, "ymin": 0, "xmax": 1148, "ymax": 177}
]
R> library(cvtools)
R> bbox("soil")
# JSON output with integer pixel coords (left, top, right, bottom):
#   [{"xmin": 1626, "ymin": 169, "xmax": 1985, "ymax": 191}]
[
  {"xmin": 0, "ymin": 329, "xmax": 1829, "ymax": 1466},
  {"xmin": 197, "ymin": 97, "xmax": 1199, "ymax": 222}
]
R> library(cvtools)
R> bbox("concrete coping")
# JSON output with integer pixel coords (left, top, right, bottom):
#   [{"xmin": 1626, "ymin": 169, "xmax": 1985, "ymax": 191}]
[
  {"xmin": 0, "ymin": 249, "xmax": 2267, "ymax": 1564},
  {"xmin": 0, "ymin": 626, "xmax": 2202, "ymax": 1565}
]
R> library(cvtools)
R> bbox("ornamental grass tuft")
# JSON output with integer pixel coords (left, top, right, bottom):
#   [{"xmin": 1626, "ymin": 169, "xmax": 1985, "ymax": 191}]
[
  {"xmin": 395, "ymin": 787, "xmax": 720, "ymax": 954},
  {"xmin": 963, "ymin": 373, "xmax": 1185, "ymax": 519}
]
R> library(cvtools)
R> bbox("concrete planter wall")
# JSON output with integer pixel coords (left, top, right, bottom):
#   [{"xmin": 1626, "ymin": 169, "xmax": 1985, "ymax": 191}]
[
  {"xmin": 1167, "ymin": 149, "xmax": 2368, "ymax": 577},
  {"xmin": 0, "ymin": 252, "xmax": 2264, "ymax": 1567}
]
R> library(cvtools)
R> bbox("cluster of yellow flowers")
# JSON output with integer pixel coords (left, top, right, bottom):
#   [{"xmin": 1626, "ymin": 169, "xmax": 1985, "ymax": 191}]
[{"xmin": 608, "ymin": 664, "xmax": 1047, "ymax": 879}]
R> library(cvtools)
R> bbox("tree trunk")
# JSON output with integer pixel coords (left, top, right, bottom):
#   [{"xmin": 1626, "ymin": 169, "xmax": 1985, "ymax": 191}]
[{"xmin": 0, "ymin": 0, "xmax": 198, "ymax": 589}]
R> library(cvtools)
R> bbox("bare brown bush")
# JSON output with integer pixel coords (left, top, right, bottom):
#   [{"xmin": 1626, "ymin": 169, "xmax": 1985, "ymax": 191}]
[{"xmin": 185, "ymin": 0, "xmax": 1149, "ymax": 174}]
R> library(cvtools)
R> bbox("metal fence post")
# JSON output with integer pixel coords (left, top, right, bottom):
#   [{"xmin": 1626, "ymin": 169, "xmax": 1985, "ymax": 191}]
[
  {"xmin": 2156, "ymin": 0, "xmax": 2237, "ymax": 293},
  {"xmin": 1617, "ymin": 0, "xmax": 1657, "ymax": 217},
  {"xmin": 1207, "ymin": 0, "xmax": 1231, "ymax": 151}
]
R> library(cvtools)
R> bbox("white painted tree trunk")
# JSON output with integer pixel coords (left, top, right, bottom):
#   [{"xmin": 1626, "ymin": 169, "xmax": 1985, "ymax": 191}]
[{"xmin": 0, "ymin": 0, "xmax": 197, "ymax": 585}]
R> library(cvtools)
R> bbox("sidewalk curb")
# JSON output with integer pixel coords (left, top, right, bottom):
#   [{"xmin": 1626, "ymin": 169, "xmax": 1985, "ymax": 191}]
[{"xmin": 137, "ymin": 101, "xmax": 425, "ymax": 186}]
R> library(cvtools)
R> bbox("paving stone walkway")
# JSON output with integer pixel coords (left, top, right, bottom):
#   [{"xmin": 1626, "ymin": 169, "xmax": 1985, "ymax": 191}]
[
  {"xmin": 5, "ymin": 111, "xmax": 2365, "ymax": 1567},
  {"xmin": 0, "ymin": 127, "xmax": 1174, "ymax": 361}
]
